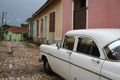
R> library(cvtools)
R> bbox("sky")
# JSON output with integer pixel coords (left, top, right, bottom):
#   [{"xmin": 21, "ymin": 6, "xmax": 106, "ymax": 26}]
[{"xmin": 0, "ymin": 0, "xmax": 47, "ymax": 26}]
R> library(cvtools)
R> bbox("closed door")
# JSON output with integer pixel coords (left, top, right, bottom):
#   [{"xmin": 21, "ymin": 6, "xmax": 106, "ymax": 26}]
[{"xmin": 73, "ymin": 0, "xmax": 86, "ymax": 29}]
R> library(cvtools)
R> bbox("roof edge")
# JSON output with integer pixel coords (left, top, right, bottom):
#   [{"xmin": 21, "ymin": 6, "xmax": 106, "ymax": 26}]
[{"xmin": 32, "ymin": 0, "xmax": 54, "ymax": 18}]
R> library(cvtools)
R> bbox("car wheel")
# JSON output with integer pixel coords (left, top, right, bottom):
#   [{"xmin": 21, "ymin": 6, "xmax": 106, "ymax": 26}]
[{"xmin": 43, "ymin": 60, "xmax": 52, "ymax": 74}]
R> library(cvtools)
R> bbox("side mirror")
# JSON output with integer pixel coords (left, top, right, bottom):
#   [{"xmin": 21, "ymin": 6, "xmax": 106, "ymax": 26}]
[{"xmin": 56, "ymin": 42, "xmax": 61, "ymax": 49}]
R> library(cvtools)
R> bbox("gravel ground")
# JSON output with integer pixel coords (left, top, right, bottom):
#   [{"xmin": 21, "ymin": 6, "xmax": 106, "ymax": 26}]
[{"xmin": 0, "ymin": 41, "xmax": 64, "ymax": 80}]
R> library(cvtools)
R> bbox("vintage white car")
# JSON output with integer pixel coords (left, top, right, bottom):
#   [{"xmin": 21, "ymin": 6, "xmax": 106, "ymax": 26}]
[{"xmin": 40, "ymin": 29, "xmax": 120, "ymax": 80}]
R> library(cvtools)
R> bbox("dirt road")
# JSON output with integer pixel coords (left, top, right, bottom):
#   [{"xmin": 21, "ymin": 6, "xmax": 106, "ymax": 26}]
[{"xmin": 0, "ymin": 41, "xmax": 63, "ymax": 80}]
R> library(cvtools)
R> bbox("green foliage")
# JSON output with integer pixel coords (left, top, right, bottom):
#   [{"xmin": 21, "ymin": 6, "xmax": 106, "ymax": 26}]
[
  {"xmin": 21, "ymin": 23, "xmax": 28, "ymax": 27},
  {"xmin": 1, "ymin": 24, "xmax": 11, "ymax": 30}
]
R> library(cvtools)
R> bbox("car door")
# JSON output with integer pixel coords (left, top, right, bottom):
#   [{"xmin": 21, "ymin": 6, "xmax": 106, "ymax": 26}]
[
  {"xmin": 51, "ymin": 36, "xmax": 76, "ymax": 80},
  {"xmin": 70, "ymin": 37, "xmax": 104, "ymax": 80}
]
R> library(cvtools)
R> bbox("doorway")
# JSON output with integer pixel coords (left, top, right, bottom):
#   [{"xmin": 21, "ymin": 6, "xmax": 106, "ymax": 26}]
[{"xmin": 73, "ymin": 0, "xmax": 87, "ymax": 29}]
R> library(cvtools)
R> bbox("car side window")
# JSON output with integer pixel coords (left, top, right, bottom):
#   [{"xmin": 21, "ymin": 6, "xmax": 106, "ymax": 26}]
[
  {"xmin": 77, "ymin": 38, "xmax": 92, "ymax": 54},
  {"xmin": 77, "ymin": 38, "xmax": 100, "ymax": 57},
  {"xmin": 91, "ymin": 42, "xmax": 100, "ymax": 57},
  {"xmin": 63, "ymin": 36, "xmax": 75, "ymax": 50}
]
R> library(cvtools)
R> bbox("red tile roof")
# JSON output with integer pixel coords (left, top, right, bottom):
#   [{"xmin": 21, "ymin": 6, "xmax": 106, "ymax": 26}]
[{"xmin": 8, "ymin": 27, "xmax": 28, "ymax": 34}]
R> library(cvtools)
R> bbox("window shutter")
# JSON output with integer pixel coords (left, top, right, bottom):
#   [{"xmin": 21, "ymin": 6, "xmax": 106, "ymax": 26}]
[{"xmin": 50, "ymin": 12, "xmax": 55, "ymax": 32}]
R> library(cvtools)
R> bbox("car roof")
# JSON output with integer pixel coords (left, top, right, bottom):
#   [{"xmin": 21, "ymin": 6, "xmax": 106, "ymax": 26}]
[{"xmin": 65, "ymin": 29, "xmax": 120, "ymax": 48}]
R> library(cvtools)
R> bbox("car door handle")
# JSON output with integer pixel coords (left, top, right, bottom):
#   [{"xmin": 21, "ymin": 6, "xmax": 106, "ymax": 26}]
[{"xmin": 92, "ymin": 59, "xmax": 101, "ymax": 64}]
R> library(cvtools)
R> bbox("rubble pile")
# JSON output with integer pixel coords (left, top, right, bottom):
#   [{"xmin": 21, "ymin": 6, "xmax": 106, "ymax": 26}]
[{"xmin": 0, "ymin": 41, "xmax": 63, "ymax": 80}]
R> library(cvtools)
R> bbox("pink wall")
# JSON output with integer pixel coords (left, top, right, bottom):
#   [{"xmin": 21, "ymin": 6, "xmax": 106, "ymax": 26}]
[
  {"xmin": 88, "ymin": 0, "xmax": 120, "ymax": 28},
  {"xmin": 62, "ymin": 0, "xmax": 72, "ymax": 37}
]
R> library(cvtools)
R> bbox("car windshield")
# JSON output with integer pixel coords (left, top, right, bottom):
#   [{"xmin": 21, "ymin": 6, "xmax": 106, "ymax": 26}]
[{"xmin": 104, "ymin": 40, "xmax": 120, "ymax": 60}]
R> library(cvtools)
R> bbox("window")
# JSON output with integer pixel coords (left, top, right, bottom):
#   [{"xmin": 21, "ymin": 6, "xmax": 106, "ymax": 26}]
[
  {"xmin": 50, "ymin": 12, "xmax": 55, "ymax": 32},
  {"xmin": 77, "ymin": 38, "xmax": 100, "ymax": 57},
  {"xmin": 91, "ymin": 42, "xmax": 100, "ymax": 57},
  {"xmin": 77, "ymin": 38, "xmax": 92, "ymax": 54},
  {"xmin": 37, "ymin": 20, "xmax": 39, "ymax": 37},
  {"xmin": 40, "ymin": 19, "xmax": 43, "ymax": 37},
  {"xmin": 63, "ymin": 36, "xmax": 75, "ymax": 50}
]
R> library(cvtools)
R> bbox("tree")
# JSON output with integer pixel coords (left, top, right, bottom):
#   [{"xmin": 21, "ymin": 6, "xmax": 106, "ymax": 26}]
[
  {"xmin": 2, "ymin": 24, "xmax": 11, "ymax": 30},
  {"xmin": 21, "ymin": 23, "xmax": 28, "ymax": 27}
]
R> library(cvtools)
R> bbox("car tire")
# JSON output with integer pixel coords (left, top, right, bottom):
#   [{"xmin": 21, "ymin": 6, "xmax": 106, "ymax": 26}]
[{"xmin": 43, "ymin": 60, "xmax": 52, "ymax": 74}]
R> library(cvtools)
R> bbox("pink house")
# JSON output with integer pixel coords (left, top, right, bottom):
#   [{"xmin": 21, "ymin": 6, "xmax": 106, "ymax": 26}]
[{"xmin": 62, "ymin": 0, "xmax": 120, "ymax": 37}]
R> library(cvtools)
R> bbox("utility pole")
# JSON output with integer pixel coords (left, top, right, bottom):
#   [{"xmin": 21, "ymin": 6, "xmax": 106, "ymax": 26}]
[
  {"xmin": 1, "ymin": 12, "xmax": 7, "ymax": 40},
  {"xmin": 3, "ymin": 12, "xmax": 7, "ymax": 25}
]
